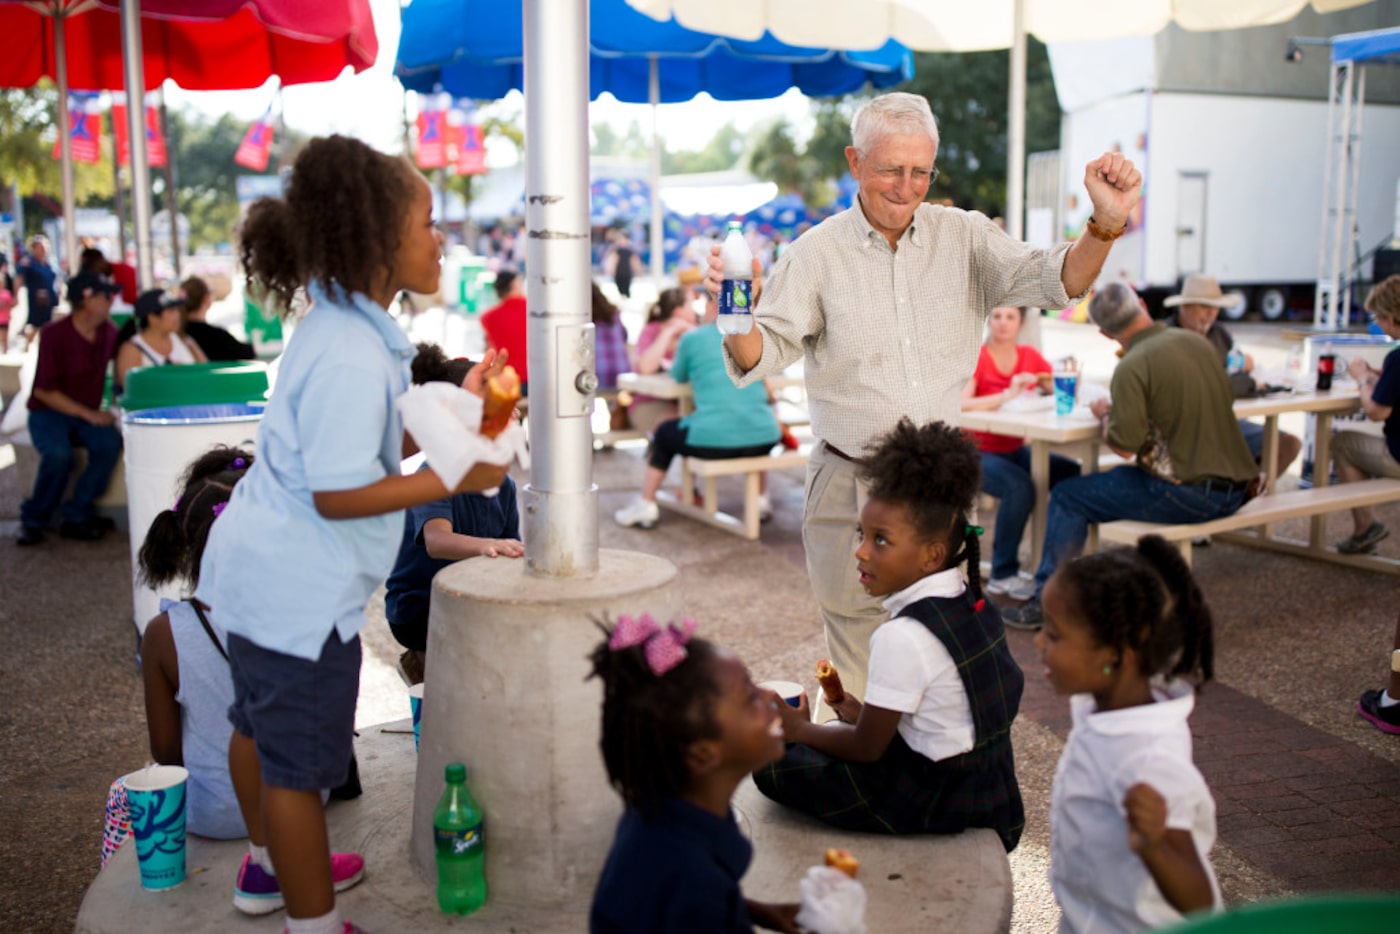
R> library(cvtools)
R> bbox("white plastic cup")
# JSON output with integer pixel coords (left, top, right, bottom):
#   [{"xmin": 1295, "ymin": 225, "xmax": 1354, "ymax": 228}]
[{"xmin": 758, "ymin": 679, "xmax": 804, "ymax": 708}]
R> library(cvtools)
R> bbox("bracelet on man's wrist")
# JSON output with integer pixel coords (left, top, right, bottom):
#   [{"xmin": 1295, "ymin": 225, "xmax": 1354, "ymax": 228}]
[{"xmin": 1086, "ymin": 216, "xmax": 1126, "ymax": 242}]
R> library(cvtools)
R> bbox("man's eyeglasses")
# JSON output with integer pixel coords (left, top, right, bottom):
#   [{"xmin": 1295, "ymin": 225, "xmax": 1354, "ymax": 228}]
[{"xmin": 874, "ymin": 166, "xmax": 939, "ymax": 185}]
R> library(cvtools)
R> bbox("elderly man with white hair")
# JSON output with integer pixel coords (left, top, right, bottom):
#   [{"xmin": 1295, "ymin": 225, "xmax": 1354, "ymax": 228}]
[
  {"xmin": 1002, "ymin": 281, "xmax": 1260, "ymax": 630},
  {"xmin": 706, "ymin": 91, "xmax": 1143, "ymax": 705}
]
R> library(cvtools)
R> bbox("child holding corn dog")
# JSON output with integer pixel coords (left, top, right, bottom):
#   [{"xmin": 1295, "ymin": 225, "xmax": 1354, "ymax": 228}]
[{"xmin": 754, "ymin": 419, "xmax": 1025, "ymax": 850}]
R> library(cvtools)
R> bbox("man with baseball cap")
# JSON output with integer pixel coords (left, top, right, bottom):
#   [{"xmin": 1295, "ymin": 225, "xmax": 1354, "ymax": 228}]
[
  {"xmin": 1164, "ymin": 273, "xmax": 1302, "ymax": 477},
  {"xmin": 16, "ymin": 271, "xmax": 124, "ymax": 545}
]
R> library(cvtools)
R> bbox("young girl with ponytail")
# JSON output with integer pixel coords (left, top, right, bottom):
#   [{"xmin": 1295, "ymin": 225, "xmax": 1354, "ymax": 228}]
[{"xmin": 754, "ymin": 419, "xmax": 1025, "ymax": 850}]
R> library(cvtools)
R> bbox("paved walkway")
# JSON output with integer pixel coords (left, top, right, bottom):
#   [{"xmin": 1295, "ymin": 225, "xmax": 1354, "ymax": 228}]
[{"xmin": 1, "ymin": 315, "xmax": 1397, "ymax": 932}]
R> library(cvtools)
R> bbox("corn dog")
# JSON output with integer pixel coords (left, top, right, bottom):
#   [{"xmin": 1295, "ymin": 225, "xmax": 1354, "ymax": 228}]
[
  {"xmin": 480, "ymin": 365, "xmax": 521, "ymax": 439},
  {"xmin": 815, "ymin": 658, "xmax": 845, "ymax": 705}
]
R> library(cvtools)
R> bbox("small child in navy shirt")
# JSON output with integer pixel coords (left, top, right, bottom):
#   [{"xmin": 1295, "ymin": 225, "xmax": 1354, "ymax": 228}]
[
  {"xmin": 589, "ymin": 617, "xmax": 800, "ymax": 934},
  {"xmin": 385, "ymin": 344, "xmax": 523, "ymax": 681}
]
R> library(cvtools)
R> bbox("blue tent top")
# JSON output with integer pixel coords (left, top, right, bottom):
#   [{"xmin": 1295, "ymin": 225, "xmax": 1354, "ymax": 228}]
[
  {"xmin": 1332, "ymin": 27, "xmax": 1400, "ymax": 65},
  {"xmin": 395, "ymin": 0, "xmax": 913, "ymax": 103}
]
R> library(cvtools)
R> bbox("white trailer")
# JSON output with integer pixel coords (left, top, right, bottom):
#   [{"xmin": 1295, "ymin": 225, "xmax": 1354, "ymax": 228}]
[{"xmin": 1044, "ymin": 4, "xmax": 1400, "ymax": 320}]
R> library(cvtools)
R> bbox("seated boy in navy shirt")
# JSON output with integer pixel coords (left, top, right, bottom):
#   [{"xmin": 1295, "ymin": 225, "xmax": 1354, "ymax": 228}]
[{"xmin": 384, "ymin": 344, "xmax": 523, "ymax": 683}]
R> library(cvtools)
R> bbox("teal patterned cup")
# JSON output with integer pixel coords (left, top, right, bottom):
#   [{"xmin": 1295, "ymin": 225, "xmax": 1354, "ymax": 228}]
[
  {"xmin": 123, "ymin": 765, "xmax": 188, "ymax": 891},
  {"xmin": 409, "ymin": 683, "xmax": 425, "ymax": 751}
]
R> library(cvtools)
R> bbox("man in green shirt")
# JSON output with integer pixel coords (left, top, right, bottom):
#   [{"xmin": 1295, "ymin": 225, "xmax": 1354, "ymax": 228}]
[{"xmin": 1004, "ymin": 281, "xmax": 1258, "ymax": 630}]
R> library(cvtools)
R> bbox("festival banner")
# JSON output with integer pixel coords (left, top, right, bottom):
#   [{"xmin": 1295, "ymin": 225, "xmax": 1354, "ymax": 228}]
[
  {"xmin": 415, "ymin": 112, "xmax": 447, "ymax": 169},
  {"xmin": 234, "ymin": 106, "xmax": 276, "ymax": 172},
  {"xmin": 112, "ymin": 95, "xmax": 168, "ymax": 168},
  {"xmin": 53, "ymin": 92, "xmax": 103, "ymax": 164}
]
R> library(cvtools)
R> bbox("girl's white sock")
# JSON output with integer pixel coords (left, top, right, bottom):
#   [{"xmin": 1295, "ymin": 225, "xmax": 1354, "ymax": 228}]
[
  {"xmin": 249, "ymin": 843, "xmax": 274, "ymax": 875},
  {"xmin": 285, "ymin": 908, "xmax": 342, "ymax": 934},
  {"xmin": 1381, "ymin": 690, "xmax": 1400, "ymax": 708}
]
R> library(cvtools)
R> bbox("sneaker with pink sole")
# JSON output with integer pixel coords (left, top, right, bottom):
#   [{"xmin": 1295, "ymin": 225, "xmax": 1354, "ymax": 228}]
[{"xmin": 233, "ymin": 852, "xmax": 366, "ymax": 916}]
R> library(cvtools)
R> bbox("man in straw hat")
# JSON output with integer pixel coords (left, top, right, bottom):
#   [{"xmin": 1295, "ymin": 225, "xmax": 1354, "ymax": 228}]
[
  {"xmin": 1164, "ymin": 273, "xmax": 1302, "ymax": 477},
  {"xmin": 1002, "ymin": 281, "xmax": 1259, "ymax": 630}
]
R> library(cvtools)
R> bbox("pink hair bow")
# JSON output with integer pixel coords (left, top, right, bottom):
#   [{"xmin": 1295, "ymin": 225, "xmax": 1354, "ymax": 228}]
[{"xmin": 609, "ymin": 613, "xmax": 698, "ymax": 676}]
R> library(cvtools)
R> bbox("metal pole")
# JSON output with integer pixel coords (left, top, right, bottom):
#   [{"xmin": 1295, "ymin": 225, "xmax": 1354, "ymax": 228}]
[
  {"xmin": 1006, "ymin": 0, "xmax": 1026, "ymax": 241},
  {"xmin": 120, "ymin": 0, "xmax": 155, "ymax": 289},
  {"xmin": 111, "ymin": 115, "xmax": 128, "ymax": 264},
  {"xmin": 649, "ymin": 55, "xmax": 664, "ymax": 284},
  {"xmin": 159, "ymin": 88, "xmax": 181, "ymax": 279},
  {"xmin": 54, "ymin": 13, "xmax": 78, "ymax": 274},
  {"xmin": 521, "ymin": 0, "xmax": 598, "ymax": 578}
]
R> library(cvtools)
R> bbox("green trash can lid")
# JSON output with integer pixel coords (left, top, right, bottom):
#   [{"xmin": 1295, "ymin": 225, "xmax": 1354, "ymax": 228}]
[
  {"xmin": 1158, "ymin": 895, "xmax": 1400, "ymax": 933},
  {"xmin": 120, "ymin": 361, "xmax": 270, "ymax": 412}
]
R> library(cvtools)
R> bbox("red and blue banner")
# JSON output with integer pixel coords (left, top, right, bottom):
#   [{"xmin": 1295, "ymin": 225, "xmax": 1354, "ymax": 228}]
[
  {"xmin": 234, "ymin": 105, "xmax": 276, "ymax": 172},
  {"xmin": 112, "ymin": 94, "xmax": 167, "ymax": 168},
  {"xmin": 53, "ymin": 92, "xmax": 103, "ymax": 164}
]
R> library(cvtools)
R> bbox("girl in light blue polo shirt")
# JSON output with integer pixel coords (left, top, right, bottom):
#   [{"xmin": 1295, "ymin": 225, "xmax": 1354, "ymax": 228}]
[{"xmin": 197, "ymin": 136, "xmax": 509, "ymax": 934}]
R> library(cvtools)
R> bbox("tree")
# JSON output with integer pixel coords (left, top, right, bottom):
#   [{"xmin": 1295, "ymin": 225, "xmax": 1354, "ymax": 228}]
[
  {"xmin": 160, "ymin": 109, "xmax": 246, "ymax": 251},
  {"xmin": 745, "ymin": 100, "xmax": 856, "ymax": 207},
  {"xmin": 0, "ymin": 85, "xmax": 115, "ymax": 232},
  {"xmin": 661, "ymin": 122, "xmax": 746, "ymax": 174},
  {"xmin": 902, "ymin": 39, "xmax": 1060, "ymax": 217}
]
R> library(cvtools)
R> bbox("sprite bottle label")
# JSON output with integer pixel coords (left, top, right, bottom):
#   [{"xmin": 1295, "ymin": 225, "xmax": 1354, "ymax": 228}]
[{"xmin": 435, "ymin": 822, "xmax": 483, "ymax": 856}]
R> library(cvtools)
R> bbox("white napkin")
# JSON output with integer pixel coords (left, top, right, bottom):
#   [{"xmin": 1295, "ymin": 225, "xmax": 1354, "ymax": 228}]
[
  {"xmin": 795, "ymin": 865, "xmax": 867, "ymax": 934},
  {"xmin": 396, "ymin": 382, "xmax": 529, "ymax": 494}
]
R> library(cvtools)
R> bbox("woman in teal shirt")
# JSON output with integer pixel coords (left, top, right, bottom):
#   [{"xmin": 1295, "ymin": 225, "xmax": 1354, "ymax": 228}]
[{"xmin": 614, "ymin": 302, "xmax": 781, "ymax": 529}]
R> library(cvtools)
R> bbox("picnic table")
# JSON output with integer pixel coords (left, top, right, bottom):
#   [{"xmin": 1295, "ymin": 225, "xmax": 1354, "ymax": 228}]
[{"xmin": 957, "ymin": 387, "xmax": 1366, "ymax": 570}]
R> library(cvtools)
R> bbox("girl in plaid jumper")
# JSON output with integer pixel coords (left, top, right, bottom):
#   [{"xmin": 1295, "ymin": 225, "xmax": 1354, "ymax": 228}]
[{"xmin": 754, "ymin": 419, "xmax": 1025, "ymax": 850}]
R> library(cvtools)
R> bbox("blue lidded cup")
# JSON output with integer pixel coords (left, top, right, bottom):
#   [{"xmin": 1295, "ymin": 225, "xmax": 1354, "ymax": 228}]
[{"xmin": 758, "ymin": 680, "xmax": 804, "ymax": 708}]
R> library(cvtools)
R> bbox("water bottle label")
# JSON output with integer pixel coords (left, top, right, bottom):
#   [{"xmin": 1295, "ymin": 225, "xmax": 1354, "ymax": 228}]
[
  {"xmin": 719, "ymin": 279, "xmax": 752, "ymax": 316},
  {"xmin": 435, "ymin": 822, "xmax": 483, "ymax": 856}
]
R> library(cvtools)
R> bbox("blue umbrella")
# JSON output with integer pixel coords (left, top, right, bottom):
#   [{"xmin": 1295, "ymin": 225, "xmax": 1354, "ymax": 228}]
[{"xmin": 395, "ymin": 0, "xmax": 913, "ymax": 103}]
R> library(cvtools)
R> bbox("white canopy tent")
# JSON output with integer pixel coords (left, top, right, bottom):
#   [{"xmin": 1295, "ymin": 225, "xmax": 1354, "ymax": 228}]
[{"xmin": 628, "ymin": 0, "xmax": 1377, "ymax": 239}]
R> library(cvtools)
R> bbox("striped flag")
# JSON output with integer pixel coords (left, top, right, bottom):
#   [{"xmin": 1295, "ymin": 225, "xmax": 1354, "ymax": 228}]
[
  {"xmin": 53, "ymin": 92, "xmax": 103, "ymax": 164},
  {"xmin": 112, "ymin": 93, "xmax": 167, "ymax": 168}
]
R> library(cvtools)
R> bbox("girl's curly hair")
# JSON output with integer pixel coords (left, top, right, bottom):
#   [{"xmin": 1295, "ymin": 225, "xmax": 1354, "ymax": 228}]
[
  {"xmin": 1056, "ymin": 535, "xmax": 1214, "ymax": 686},
  {"xmin": 860, "ymin": 418, "xmax": 985, "ymax": 601},
  {"xmin": 588, "ymin": 622, "xmax": 722, "ymax": 815},
  {"xmin": 239, "ymin": 135, "xmax": 417, "ymax": 313}
]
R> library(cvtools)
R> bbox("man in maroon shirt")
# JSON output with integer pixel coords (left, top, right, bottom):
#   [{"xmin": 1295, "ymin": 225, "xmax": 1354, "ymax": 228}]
[{"xmin": 17, "ymin": 272, "xmax": 123, "ymax": 545}]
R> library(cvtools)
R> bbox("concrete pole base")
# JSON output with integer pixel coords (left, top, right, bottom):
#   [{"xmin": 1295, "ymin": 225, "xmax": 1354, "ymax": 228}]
[{"xmin": 410, "ymin": 548, "xmax": 681, "ymax": 910}]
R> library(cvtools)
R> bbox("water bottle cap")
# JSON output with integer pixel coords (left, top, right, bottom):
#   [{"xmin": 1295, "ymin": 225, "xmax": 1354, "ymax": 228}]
[
  {"xmin": 445, "ymin": 762, "xmax": 466, "ymax": 783},
  {"xmin": 725, "ymin": 220, "xmax": 743, "ymax": 234}
]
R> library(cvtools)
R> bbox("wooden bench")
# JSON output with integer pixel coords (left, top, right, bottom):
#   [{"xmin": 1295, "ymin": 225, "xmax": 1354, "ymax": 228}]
[
  {"xmin": 1097, "ymin": 478, "xmax": 1400, "ymax": 572},
  {"xmin": 656, "ymin": 445, "xmax": 811, "ymax": 539}
]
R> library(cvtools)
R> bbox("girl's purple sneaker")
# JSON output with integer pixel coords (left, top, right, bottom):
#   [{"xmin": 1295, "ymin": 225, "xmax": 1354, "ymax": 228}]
[{"xmin": 233, "ymin": 852, "xmax": 366, "ymax": 915}]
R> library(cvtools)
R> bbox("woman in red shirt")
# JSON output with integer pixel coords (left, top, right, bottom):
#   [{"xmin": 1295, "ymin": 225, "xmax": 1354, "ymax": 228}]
[{"xmin": 960, "ymin": 306, "xmax": 1081, "ymax": 601}]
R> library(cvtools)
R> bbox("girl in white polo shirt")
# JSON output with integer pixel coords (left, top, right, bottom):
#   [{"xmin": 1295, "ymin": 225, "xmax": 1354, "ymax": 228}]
[{"xmin": 1036, "ymin": 536, "xmax": 1222, "ymax": 932}]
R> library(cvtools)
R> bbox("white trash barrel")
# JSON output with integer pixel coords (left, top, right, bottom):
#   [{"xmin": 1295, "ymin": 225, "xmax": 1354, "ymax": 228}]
[{"xmin": 122, "ymin": 403, "xmax": 264, "ymax": 634}]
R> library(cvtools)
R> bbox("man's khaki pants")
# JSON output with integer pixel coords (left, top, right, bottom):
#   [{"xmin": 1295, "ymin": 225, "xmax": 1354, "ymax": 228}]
[{"xmin": 802, "ymin": 442, "xmax": 888, "ymax": 720}]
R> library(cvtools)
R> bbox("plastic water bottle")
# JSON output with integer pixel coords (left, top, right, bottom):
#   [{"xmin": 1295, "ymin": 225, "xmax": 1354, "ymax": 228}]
[
  {"xmin": 1226, "ymin": 346, "xmax": 1245, "ymax": 375},
  {"xmin": 717, "ymin": 220, "xmax": 753, "ymax": 335},
  {"xmin": 434, "ymin": 762, "xmax": 486, "ymax": 914}
]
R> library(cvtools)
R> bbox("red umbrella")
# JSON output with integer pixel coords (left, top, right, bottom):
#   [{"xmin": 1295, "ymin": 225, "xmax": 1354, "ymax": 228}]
[
  {"xmin": 0, "ymin": 0, "xmax": 378, "ymax": 281},
  {"xmin": 0, "ymin": 0, "xmax": 378, "ymax": 90}
]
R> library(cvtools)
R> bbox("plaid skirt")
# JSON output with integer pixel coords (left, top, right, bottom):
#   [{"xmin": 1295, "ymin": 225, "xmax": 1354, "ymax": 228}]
[{"xmin": 752, "ymin": 733, "xmax": 1024, "ymax": 852}]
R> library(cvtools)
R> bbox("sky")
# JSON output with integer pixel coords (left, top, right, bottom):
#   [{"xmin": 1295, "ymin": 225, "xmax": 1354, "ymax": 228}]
[{"xmin": 163, "ymin": 0, "xmax": 812, "ymax": 168}]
